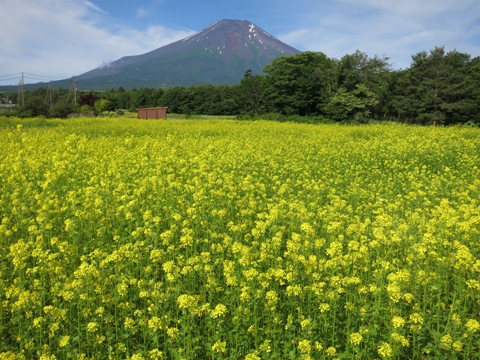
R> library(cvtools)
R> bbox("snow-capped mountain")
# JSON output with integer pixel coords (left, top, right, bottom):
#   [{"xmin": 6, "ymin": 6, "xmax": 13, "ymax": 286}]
[{"xmin": 75, "ymin": 19, "xmax": 301, "ymax": 89}]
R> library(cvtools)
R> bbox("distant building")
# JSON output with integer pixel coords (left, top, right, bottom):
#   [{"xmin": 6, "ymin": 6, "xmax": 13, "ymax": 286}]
[
  {"xmin": 0, "ymin": 104, "xmax": 16, "ymax": 109},
  {"xmin": 137, "ymin": 107, "xmax": 168, "ymax": 120},
  {"xmin": 0, "ymin": 97, "xmax": 16, "ymax": 109}
]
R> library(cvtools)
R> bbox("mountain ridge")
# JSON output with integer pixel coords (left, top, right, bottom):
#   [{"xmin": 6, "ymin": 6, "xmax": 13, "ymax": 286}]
[{"xmin": 0, "ymin": 19, "xmax": 301, "ymax": 91}]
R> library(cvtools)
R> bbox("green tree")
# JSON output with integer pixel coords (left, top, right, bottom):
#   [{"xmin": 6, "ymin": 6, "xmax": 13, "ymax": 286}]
[
  {"xmin": 326, "ymin": 84, "xmax": 379, "ymax": 121},
  {"xmin": 49, "ymin": 100, "xmax": 74, "ymax": 118},
  {"xmin": 159, "ymin": 87, "xmax": 188, "ymax": 114},
  {"xmin": 336, "ymin": 50, "xmax": 391, "ymax": 120},
  {"xmin": 128, "ymin": 88, "xmax": 161, "ymax": 110},
  {"xmin": 237, "ymin": 73, "xmax": 267, "ymax": 115},
  {"xmin": 264, "ymin": 52, "xmax": 336, "ymax": 116},
  {"xmin": 79, "ymin": 104, "xmax": 93, "ymax": 116},
  {"xmin": 464, "ymin": 56, "xmax": 480, "ymax": 124},
  {"xmin": 202, "ymin": 85, "xmax": 238, "ymax": 115},
  {"xmin": 337, "ymin": 50, "xmax": 390, "ymax": 91},
  {"xmin": 94, "ymin": 99, "xmax": 111, "ymax": 115},
  {"xmin": 392, "ymin": 47, "xmax": 479, "ymax": 124},
  {"xmin": 17, "ymin": 89, "xmax": 49, "ymax": 117}
]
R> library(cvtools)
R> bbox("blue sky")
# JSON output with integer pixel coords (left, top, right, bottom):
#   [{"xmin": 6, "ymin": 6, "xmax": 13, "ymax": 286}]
[{"xmin": 1, "ymin": 0, "xmax": 479, "ymax": 85}]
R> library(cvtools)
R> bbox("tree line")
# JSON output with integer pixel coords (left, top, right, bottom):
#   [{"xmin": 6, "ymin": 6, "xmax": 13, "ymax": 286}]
[{"xmin": 2, "ymin": 46, "xmax": 479, "ymax": 125}]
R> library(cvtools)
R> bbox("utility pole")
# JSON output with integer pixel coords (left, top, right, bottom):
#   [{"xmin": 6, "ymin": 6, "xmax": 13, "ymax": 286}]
[
  {"xmin": 44, "ymin": 81, "xmax": 52, "ymax": 108},
  {"xmin": 73, "ymin": 76, "xmax": 77, "ymax": 107},
  {"xmin": 17, "ymin": 72, "xmax": 24, "ymax": 106},
  {"xmin": 67, "ymin": 76, "xmax": 78, "ymax": 107}
]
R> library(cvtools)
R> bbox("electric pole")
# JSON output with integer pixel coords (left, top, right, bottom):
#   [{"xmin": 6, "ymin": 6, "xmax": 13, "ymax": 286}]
[
  {"xmin": 17, "ymin": 72, "xmax": 24, "ymax": 106},
  {"xmin": 67, "ymin": 76, "xmax": 78, "ymax": 107},
  {"xmin": 44, "ymin": 81, "xmax": 52, "ymax": 108},
  {"xmin": 73, "ymin": 76, "xmax": 77, "ymax": 107}
]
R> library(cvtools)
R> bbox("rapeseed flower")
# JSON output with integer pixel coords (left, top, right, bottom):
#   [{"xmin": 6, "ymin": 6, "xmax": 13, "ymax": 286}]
[
  {"xmin": 147, "ymin": 316, "xmax": 163, "ymax": 331},
  {"xmin": 148, "ymin": 349, "xmax": 163, "ymax": 359},
  {"xmin": 211, "ymin": 340, "xmax": 227, "ymax": 353},
  {"xmin": 210, "ymin": 304, "xmax": 227, "ymax": 319},
  {"xmin": 265, "ymin": 290, "xmax": 278, "ymax": 310},
  {"xmin": 259, "ymin": 339, "xmax": 271, "ymax": 353},
  {"xmin": 319, "ymin": 303, "xmax": 330, "ymax": 313},
  {"xmin": 298, "ymin": 339, "xmax": 311, "ymax": 353},
  {"xmin": 124, "ymin": 317, "xmax": 135, "ymax": 329},
  {"xmin": 58, "ymin": 336, "xmax": 70, "ymax": 348},
  {"xmin": 391, "ymin": 316, "xmax": 405, "ymax": 328},
  {"xmin": 349, "ymin": 332, "xmax": 363, "ymax": 346},
  {"xmin": 377, "ymin": 342, "xmax": 392, "ymax": 358},
  {"xmin": 325, "ymin": 346, "xmax": 336, "ymax": 357},
  {"xmin": 86, "ymin": 322, "xmax": 98, "ymax": 333},
  {"xmin": 391, "ymin": 333, "xmax": 409, "ymax": 347},
  {"xmin": 440, "ymin": 334, "xmax": 453, "ymax": 349},
  {"xmin": 452, "ymin": 341, "xmax": 463, "ymax": 352},
  {"xmin": 465, "ymin": 319, "xmax": 479, "ymax": 333},
  {"xmin": 177, "ymin": 294, "xmax": 198, "ymax": 310},
  {"xmin": 166, "ymin": 327, "xmax": 179, "ymax": 339}
]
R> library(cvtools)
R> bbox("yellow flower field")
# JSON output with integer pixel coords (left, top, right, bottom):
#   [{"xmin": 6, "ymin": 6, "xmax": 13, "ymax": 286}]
[{"xmin": 0, "ymin": 117, "xmax": 479, "ymax": 359}]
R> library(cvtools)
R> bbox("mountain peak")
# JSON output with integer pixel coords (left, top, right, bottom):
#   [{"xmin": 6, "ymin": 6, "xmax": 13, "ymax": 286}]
[
  {"xmin": 175, "ymin": 19, "xmax": 297, "ymax": 62},
  {"xmin": 76, "ymin": 19, "xmax": 301, "ymax": 89}
]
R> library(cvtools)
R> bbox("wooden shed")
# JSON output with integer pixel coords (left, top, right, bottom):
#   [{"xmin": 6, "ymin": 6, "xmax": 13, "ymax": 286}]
[{"xmin": 137, "ymin": 107, "xmax": 168, "ymax": 119}]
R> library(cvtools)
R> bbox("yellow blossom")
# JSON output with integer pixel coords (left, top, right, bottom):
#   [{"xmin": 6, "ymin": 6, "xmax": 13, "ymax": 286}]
[
  {"xmin": 166, "ymin": 327, "xmax": 179, "ymax": 339},
  {"xmin": 259, "ymin": 339, "xmax": 271, "ymax": 353},
  {"xmin": 177, "ymin": 294, "xmax": 198, "ymax": 311},
  {"xmin": 86, "ymin": 322, "xmax": 98, "ymax": 332},
  {"xmin": 298, "ymin": 339, "xmax": 311, "ymax": 353},
  {"xmin": 452, "ymin": 341, "xmax": 463, "ymax": 352},
  {"xmin": 378, "ymin": 342, "xmax": 392, "ymax": 358},
  {"xmin": 59, "ymin": 336, "xmax": 70, "ymax": 348},
  {"xmin": 147, "ymin": 316, "xmax": 163, "ymax": 331},
  {"xmin": 391, "ymin": 333, "xmax": 409, "ymax": 347},
  {"xmin": 211, "ymin": 340, "xmax": 227, "ymax": 353},
  {"xmin": 148, "ymin": 349, "xmax": 163, "ymax": 359},
  {"xmin": 440, "ymin": 334, "xmax": 452, "ymax": 349},
  {"xmin": 300, "ymin": 319, "xmax": 311, "ymax": 329},
  {"xmin": 124, "ymin": 317, "xmax": 135, "ymax": 329},
  {"xmin": 392, "ymin": 316, "xmax": 405, "ymax": 328},
  {"xmin": 350, "ymin": 332, "xmax": 363, "ymax": 346},
  {"xmin": 210, "ymin": 304, "xmax": 227, "ymax": 319},
  {"xmin": 265, "ymin": 290, "xmax": 278, "ymax": 309},
  {"xmin": 319, "ymin": 303, "xmax": 330, "ymax": 313},
  {"xmin": 326, "ymin": 347, "xmax": 336, "ymax": 357},
  {"xmin": 128, "ymin": 354, "xmax": 145, "ymax": 360},
  {"xmin": 465, "ymin": 319, "xmax": 479, "ymax": 333}
]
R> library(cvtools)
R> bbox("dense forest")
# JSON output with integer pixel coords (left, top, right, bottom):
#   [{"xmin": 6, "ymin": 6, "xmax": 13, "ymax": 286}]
[{"xmin": 2, "ymin": 46, "xmax": 479, "ymax": 125}]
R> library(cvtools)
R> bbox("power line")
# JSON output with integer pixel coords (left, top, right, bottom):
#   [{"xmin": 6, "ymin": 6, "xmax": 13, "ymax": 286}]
[
  {"xmin": 0, "ymin": 76, "xmax": 21, "ymax": 83},
  {"xmin": 0, "ymin": 73, "xmax": 23, "ymax": 84},
  {"xmin": 24, "ymin": 75, "xmax": 51, "ymax": 82},
  {"xmin": 0, "ymin": 72, "xmax": 70, "ymax": 84},
  {"xmin": 0, "ymin": 72, "xmax": 22, "ymax": 78}
]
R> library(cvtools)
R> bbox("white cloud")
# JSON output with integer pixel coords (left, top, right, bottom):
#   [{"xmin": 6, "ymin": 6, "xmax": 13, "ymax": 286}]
[
  {"xmin": 83, "ymin": 0, "xmax": 109, "ymax": 15},
  {"xmin": 0, "ymin": 0, "xmax": 194, "ymax": 84},
  {"xmin": 135, "ymin": 7, "xmax": 149, "ymax": 19},
  {"xmin": 279, "ymin": 0, "xmax": 480, "ymax": 69}
]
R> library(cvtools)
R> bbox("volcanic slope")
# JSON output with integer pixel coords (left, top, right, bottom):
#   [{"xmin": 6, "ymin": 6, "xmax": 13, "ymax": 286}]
[{"xmin": 74, "ymin": 19, "xmax": 301, "ymax": 89}]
